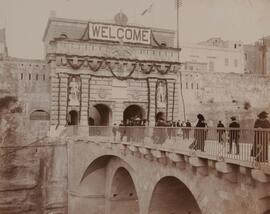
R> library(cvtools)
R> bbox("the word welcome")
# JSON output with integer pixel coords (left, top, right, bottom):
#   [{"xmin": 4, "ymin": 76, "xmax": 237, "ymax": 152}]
[{"xmin": 89, "ymin": 22, "xmax": 151, "ymax": 45}]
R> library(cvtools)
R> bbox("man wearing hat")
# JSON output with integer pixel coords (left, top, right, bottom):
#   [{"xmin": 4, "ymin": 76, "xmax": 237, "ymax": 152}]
[
  {"xmin": 228, "ymin": 116, "xmax": 240, "ymax": 154},
  {"xmin": 251, "ymin": 111, "xmax": 270, "ymax": 162}
]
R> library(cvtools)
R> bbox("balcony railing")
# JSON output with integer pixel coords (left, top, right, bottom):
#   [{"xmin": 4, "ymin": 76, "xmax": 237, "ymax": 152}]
[{"xmin": 66, "ymin": 126, "xmax": 270, "ymax": 171}]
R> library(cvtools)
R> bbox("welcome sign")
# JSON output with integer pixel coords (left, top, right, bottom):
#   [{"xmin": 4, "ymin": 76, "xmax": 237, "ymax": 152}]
[{"xmin": 89, "ymin": 22, "xmax": 151, "ymax": 45}]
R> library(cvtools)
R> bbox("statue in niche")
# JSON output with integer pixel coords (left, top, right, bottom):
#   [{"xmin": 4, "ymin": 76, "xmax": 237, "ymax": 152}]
[
  {"xmin": 69, "ymin": 77, "xmax": 80, "ymax": 106},
  {"xmin": 157, "ymin": 81, "xmax": 166, "ymax": 108}
]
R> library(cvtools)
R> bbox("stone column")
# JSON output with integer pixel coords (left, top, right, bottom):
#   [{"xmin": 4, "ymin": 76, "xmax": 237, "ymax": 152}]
[
  {"xmin": 148, "ymin": 78, "xmax": 157, "ymax": 126},
  {"xmin": 113, "ymin": 101, "xmax": 124, "ymax": 125},
  {"xmin": 80, "ymin": 74, "xmax": 91, "ymax": 126},
  {"xmin": 167, "ymin": 79, "xmax": 177, "ymax": 121},
  {"xmin": 59, "ymin": 73, "xmax": 69, "ymax": 126},
  {"xmin": 50, "ymin": 69, "xmax": 60, "ymax": 126}
]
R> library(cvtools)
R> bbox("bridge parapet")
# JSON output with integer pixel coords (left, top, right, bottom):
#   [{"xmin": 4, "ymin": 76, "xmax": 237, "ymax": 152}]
[{"xmin": 64, "ymin": 125, "xmax": 270, "ymax": 183}]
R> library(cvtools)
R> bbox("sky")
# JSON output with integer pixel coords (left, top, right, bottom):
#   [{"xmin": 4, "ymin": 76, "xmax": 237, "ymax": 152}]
[{"xmin": 0, "ymin": 0, "xmax": 270, "ymax": 59}]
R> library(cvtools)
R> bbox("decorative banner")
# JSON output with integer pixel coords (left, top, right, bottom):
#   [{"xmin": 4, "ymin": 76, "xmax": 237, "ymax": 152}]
[{"xmin": 89, "ymin": 22, "xmax": 151, "ymax": 45}]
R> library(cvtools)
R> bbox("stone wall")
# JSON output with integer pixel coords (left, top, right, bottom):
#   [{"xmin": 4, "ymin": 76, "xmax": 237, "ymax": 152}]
[
  {"xmin": 0, "ymin": 61, "xmax": 64, "ymax": 214},
  {"xmin": 178, "ymin": 71, "xmax": 270, "ymax": 127}
]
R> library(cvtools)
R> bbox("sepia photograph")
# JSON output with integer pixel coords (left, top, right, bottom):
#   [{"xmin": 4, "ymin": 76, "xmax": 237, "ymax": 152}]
[{"xmin": 0, "ymin": 0, "xmax": 270, "ymax": 213}]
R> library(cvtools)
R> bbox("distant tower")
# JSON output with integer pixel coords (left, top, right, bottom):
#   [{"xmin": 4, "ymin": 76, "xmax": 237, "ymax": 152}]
[{"xmin": 114, "ymin": 11, "xmax": 128, "ymax": 26}]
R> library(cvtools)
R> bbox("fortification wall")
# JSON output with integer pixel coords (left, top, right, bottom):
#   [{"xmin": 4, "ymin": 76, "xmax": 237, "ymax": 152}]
[{"xmin": 179, "ymin": 71, "xmax": 270, "ymax": 127}]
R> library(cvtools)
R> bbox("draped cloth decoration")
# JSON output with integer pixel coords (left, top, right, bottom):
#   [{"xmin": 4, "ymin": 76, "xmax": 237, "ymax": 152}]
[
  {"xmin": 67, "ymin": 58, "xmax": 85, "ymax": 70},
  {"xmin": 154, "ymin": 64, "xmax": 172, "ymax": 75},
  {"xmin": 106, "ymin": 61, "xmax": 137, "ymax": 81},
  {"xmin": 140, "ymin": 63, "xmax": 154, "ymax": 74},
  {"xmin": 59, "ymin": 54, "xmax": 179, "ymax": 75},
  {"xmin": 88, "ymin": 60, "xmax": 103, "ymax": 72}
]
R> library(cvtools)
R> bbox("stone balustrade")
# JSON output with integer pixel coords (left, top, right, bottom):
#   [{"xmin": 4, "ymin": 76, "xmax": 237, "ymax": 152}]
[{"xmin": 64, "ymin": 125, "xmax": 270, "ymax": 183}]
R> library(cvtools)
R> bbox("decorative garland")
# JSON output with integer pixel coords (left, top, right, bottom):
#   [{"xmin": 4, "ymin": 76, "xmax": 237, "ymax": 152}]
[
  {"xmin": 87, "ymin": 77, "xmax": 90, "ymax": 126},
  {"xmin": 155, "ymin": 79, "xmax": 158, "ymax": 122},
  {"xmin": 56, "ymin": 73, "xmax": 61, "ymax": 129},
  {"xmin": 60, "ymin": 71, "xmax": 176, "ymax": 125},
  {"xmin": 172, "ymin": 82, "xmax": 176, "ymax": 121},
  {"xmin": 165, "ymin": 79, "xmax": 168, "ymax": 121},
  {"xmin": 88, "ymin": 60, "xmax": 103, "ymax": 72},
  {"xmin": 106, "ymin": 62, "xmax": 137, "ymax": 81},
  {"xmin": 140, "ymin": 63, "xmax": 154, "ymax": 74},
  {"xmin": 151, "ymin": 31, "xmax": 162, "ymax": 48},
  {"xmin": 62, "ymin": 55, "xmax": 175, "ymax": 76},
  {"xmin": 179, "ymin": 71, "xmax": 186, "ymax": 121},
  {"xmin": 80, "ymin": 23, "xmax": 90, "ymax": 41},
  {"xmin": 79, "ymin": 76, "xmax": 82, "ymax": 123},
  {"xmin": 154, "ymin": 64, "xmax": 172, "ymax": 75},
  {"xmin": 146, "ymin": 78, "xmax": 150, "ymax": 123},
  {"xmin": 67, "ymin": 58, "xmax": 85, "ymax": 70},
  {"xmin": 66, "ymin": 75, "xmax": 70, "ymax": 125}
]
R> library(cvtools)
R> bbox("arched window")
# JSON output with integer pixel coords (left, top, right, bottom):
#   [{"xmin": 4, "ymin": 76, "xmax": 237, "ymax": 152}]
[{"xmin": 30, "ymin": 110, "xmax": 50, "ymax": 120}]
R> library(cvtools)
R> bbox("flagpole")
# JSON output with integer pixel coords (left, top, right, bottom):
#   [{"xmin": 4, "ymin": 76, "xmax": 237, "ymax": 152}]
[
  {"xmin": 176, "ymin": 0, "xmax": 186, "ymax": 121},
  {"xmin": 177, "ymin": 1, "xmax": 180, "ymax": 61}
]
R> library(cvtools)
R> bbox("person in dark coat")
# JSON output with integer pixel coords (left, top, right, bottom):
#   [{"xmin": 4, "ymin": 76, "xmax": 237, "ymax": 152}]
[
  {"xmin": 217, "ymin": 121, "xmax": 225, "ymax": 143},
  {"xmin": 185, "ymin": 120, "xmax": 192, "ymax": 139},
  {"xmin": 119, "ymin": 121, "xmax": 125, "ymax": 141},
  {"xmin": 228, "ymin": 117, "xmax": 240, "ymax": 154},
  {"xmin": 112, "ymin": 123, "xmax": 118, "ymax": 141},
  {"xmin": 155, "ymin": 118, "xmax": 168, "ymax": 144},
  {"xmin": 193, "ymin": 114, "xmax": 207, "ymax": 151},
  {"xmin": 251, "ymin": 111, "xmax": 270, "ymax": 162}
]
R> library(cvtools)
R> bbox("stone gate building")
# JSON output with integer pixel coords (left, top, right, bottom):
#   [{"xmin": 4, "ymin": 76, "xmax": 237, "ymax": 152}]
[{"xmin": 43, "ymin": 13, "xmax": 181, "ymax": 128}]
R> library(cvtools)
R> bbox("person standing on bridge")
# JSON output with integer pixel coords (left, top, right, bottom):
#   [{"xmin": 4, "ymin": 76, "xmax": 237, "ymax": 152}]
[
  {"xmin": 251, "ymin": 111, "xmax": 270, "ymax": 162},
  {"xmin": 228, "ymin": 117, "xmax": 240, "ymax": 155},
  {"xmin": 217, "ymin": 121, "xmax": 225, "ymax": 143},
  {"xmin": 193, "ymin": 114, "xmax": 207, "ymax": 151}
]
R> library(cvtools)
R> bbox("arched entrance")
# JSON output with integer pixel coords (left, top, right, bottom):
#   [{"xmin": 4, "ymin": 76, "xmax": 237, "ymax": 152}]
[
  {"xmin": 110, "ymin": 167, "xmax": 139, "ymax": 214},
  {"xmin": 89, "ymin": 104, "xmax": 111, "ymax": 126},
  {"xmin": 123, "ymin": 105, "xmax": 145, "ymax": 125},
  {"xmin": 149, "ymin": 176, "xmax": 201, "ymax": 214},
  {"xmin": 156, "ymin": 111, "xmax": 165, "ymax": 122},
  {"xmin": 88, "ymin": 117, "xmax": 94, "ymax": 126},
  {"xmin": 68, "ymin": 110, "xmax": 79, "ymax": 125}
]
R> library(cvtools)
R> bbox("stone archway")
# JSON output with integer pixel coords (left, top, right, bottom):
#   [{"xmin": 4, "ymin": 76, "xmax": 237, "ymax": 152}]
[
  {"xmin": 156, "ymin": 111, "xmax": 165, "ymax": 122},
  {"xmin": 148, "ymin": 176, "xmax": 201, "ymax": 214},
  {"xmin": 77, "ymin": 155, "xmax": 139, "ymax": 214},
  {"xmin": 89, "ymin": 104, "xmax": 112, "ymax": 126},
  {"xmin": 123, "ymin": 104, "xmax": 146, "ymax": 125},
  {"xmin": 68, "ymin": 110, "xmax": 79, "ymax": 125},
  {"xmin": 109, "ymin": 167, "xmax": 139, "ymax": 214}
]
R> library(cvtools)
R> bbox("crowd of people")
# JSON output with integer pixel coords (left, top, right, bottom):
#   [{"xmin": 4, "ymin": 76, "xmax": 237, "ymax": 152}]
[{"xmin": 111, "ymin": 111, "xmax": 270, "ymax": 163}]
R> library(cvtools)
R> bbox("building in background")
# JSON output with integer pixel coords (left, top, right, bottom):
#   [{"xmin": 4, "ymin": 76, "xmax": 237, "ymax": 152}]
[
  {"xmin": 180, "ymin": 37, "xmax": 245, "ymax": 73},
  {"xmin": 244, "ymin": 36, "xmax": 270, "ymax": 75}
]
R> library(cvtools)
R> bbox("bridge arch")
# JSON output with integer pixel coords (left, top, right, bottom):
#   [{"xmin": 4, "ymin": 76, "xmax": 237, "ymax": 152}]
[
  {"xmin": 148, "ymin": 176, "xmax": 202, "ymax": 214},
  {"xmin": 109, "ymin": 167, "xmax": 140, "ymax": 214},
  {"xmin": 78, "ymin": 155, "xmax": 138, "ymax": 214}
]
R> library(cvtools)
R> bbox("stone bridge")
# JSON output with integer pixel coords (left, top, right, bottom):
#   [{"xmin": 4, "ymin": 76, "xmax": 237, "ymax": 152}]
[{"xmin": 49, "ymin": 126, "xmax": 270, "ymax": 214}]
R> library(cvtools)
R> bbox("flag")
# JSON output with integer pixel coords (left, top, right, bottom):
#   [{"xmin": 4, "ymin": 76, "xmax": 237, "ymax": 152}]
[
  {"xmin": 175, "ymin": 0, "xmax": 183, "ymax": 8},
  {"xmin": 141, "ymin": 3, "xmax": 153, "ymax": 16}
]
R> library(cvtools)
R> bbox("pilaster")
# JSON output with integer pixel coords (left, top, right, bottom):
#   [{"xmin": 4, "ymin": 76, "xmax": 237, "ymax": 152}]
[
  {"xmin": 80, "ymin": 74, "xmax": 91, "ymax": 126},
  {"xmin": 148, "ymin": 78, "xmax": 157, "ymax": 126},
  {"xmin": 59, "ymin": 73, "xmax": 68, "ymax": 126},
  {"xmin": 50, "ymin": 73, "xmax": 60, "ymax": 126}
]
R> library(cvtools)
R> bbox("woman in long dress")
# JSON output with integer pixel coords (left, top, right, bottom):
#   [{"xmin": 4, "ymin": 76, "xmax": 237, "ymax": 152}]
[
  {"xmin": 251, "ymin": 111, "xmax": 270, "ymax": 162},
  {"xmin": 194, "ymin": 114, "xmax": 207, "ymax": 152}
]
